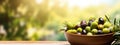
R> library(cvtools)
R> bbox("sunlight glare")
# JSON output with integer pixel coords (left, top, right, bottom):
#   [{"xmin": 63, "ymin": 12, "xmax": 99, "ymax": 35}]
[
  {"xmin": 36, "ymin": 0, "xmax": 43, "ymax": 4},
  {"xmin": 67, "ymin": 0, "xmax": 111, "ymax": 8},
  {"xmin": 48, "ymin": 0, "xmax": 54, "ymax": 7},
  {"xmin": 67, "ymin": 0, "xmax": 95, "ymax": 8}
]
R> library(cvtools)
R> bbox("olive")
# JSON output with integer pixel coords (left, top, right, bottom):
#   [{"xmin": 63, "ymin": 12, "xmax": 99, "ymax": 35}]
[
  {"xmin": 80, "ymin": 20, "xmax": 87, "ymax": 29},
  {"xmin": 77, "ymin": 28, "xmax": 82, "ymax": 33},
  {"xmin": 82, "ymin": 30, "xmax": 87, "ymax": 34},
  {"xmin": 66, "ymin": 22, "xmax": 76, "ymax": 29},
  {"xmin": 88, "ymin": 20, "xmax": 94, "ymax": 26},
  {"xmin": 67, "ymin": 29, "xmax": 77, "ymax": 34},
  {"xmin": 98, "ymin": 17, "xmax": 105, "ymax": 24},
  {"xmin": 104, "ymin": 22, "xmax": 111, "ymax": 28},
  {"xmin": 87, "ymin": 32, "xmax": 93, "ymax": 36},
  {"xmin": 98, "ymin": 24, "xmax": 104, "ymax": 30},
  {"xmin": 91, "ymin": 21, "xmax": 98, "ymax": 29},
  {"xmin": 89, "ymin": 17, "xmax": 96, "ymax": 21},
  {"xmin": 85, "ymin": 26, "xmax": 91, "ymax": 32},
  {"xmin": 91, "ymin": 29, "xmax": 98, "ymax": 34},
  {"xmin": 74, "ymin": 24, "xmax": 81, "ymax": 29},
  {"xmin": 97, "ymin": 30, "xmax": 103, "ymax": 34},
  {"xmin": 102, "ymin": 28, "xmax": 110, "ymax": 34},
  {"xmin": 103, "ymin": 17, "xmax": 107, "ymax": 22}
]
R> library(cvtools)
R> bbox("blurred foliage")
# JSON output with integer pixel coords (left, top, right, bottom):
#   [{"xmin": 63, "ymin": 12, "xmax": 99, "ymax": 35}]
[{"xmin": 0, "ymin": 0, "xmax": 120, "ymax": 41}]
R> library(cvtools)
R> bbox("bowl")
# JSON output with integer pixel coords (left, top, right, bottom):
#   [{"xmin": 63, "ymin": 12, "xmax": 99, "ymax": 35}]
[{"xmin": 64, "ymin": 32, "xmax": 115, "ymax": 45}]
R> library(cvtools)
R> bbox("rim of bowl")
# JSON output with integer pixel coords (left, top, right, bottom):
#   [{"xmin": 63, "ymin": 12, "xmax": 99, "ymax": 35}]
[{"xmin": 65, "ymin": 32, "xmax": 114, "ymax": 37}]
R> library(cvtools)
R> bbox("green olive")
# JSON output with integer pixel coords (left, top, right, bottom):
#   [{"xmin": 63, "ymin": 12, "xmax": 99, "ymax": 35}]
[
  {"xmin": 102, "ymin": 28, "xmax": 110, "ymax": 34},
  {"xmin": 98, "ymin": 24, "xmax": 104, "ymax": 30},
  {"xmin": 91, "ymin": 21, "xmax": 98, "ymax": 29},
  {"xmin": 77, "ymin": 28, "xmax": 82, "ymax": 33},
  {"xmin": 104, "ymin": 22, "xmax": 111, "ymax": 28},
  {"xmin": 85, "ymin": 26, "xmax": 91, "ymax": 32},
  {"xmin": 67, "ymin": 29, "xmax": 77, "ymax": 34},
  {"xmin": 91, "ymin": 29, "xmax": 98, "ymax": 34},
  {"xmin": 87, "ymin": 32, "xmax": 93, "ymax": 36}
]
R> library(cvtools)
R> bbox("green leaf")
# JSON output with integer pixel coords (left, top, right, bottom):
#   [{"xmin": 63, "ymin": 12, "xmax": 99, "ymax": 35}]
[
  {"xmin": 105, "ymin": 15, "xmax": 111, "ymax": 22},
  {"xmin": 114, "ymin": 18, "xmax": 116, "ymax": 25}
]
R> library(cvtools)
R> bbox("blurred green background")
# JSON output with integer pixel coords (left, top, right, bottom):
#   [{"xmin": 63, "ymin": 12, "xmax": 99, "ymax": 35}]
[{"xmin": 0, "ymin": 0, "xmax": 120, "ymax": 41}]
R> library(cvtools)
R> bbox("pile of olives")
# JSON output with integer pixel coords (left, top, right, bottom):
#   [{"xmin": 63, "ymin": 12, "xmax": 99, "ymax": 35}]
[{"xmin": 66, "ymin": 17, "xmax": 114, "ymax": 36}]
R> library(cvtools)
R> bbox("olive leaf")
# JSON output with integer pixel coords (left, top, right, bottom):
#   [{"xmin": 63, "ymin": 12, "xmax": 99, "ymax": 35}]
[
  {"xmin": 114, "ymin": 18, "xmax": 116, "ymax": 25},
  {"xmin": 112, "ymin": 39, "xmax": 120, "ymax": 45},
  {"xmin": 105, "ymin": 15, "xmax": 111, "ymax": 22},
  {"xmin": 119, "ymin": 20, "xmax": 120, "ymax": 26}
]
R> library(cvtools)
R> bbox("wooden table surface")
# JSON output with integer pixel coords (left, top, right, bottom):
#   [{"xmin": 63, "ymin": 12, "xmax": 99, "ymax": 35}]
[{"xmin": 0, "ymin": 41, "xmax": 70, "ymax": 45}]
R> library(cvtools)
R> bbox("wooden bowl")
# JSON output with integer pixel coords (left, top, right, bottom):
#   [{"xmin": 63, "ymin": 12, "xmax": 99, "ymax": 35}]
[{"xmin": 65, "ymin": 32, "xmax": 115, "ymax": 45}]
